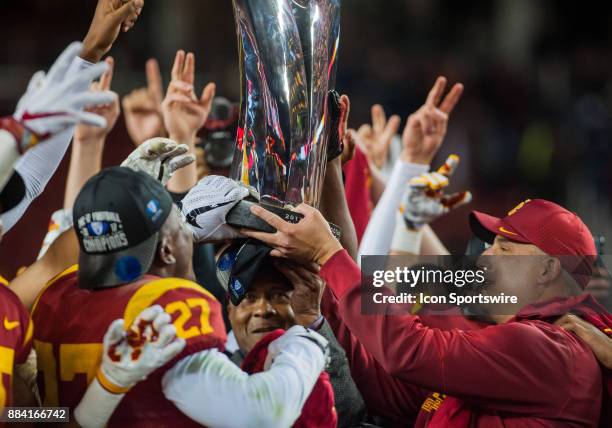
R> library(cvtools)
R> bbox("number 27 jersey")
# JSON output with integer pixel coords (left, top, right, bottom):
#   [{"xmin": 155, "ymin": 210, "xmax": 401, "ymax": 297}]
[{"xmin": 32, "ymin": 266, "xmax": 227, "ymax": 428}]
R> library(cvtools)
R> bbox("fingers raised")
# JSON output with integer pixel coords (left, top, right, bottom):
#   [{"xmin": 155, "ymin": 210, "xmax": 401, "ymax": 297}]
[
  {"xmin": 171, "ymin": 50, "xmax": 186, "ymax": 81},
  {"xmin": 426, "ymin": 76, "xmax": 447, "ymax": 107},
  {"xmin": 439, "ymin": 83, "xmax": 464, "ymax": 115},
  {"xmin": 99, "ymin": 57, "xmax": 114, "ymax": 91},
  {"xmin": 183, "ymin": 52, "xmax": 195, "ymax": 85},
  {"xmin": 382, "ymin": 114, "xmax": 401, "ymax": 143},
  {"xmin": 371, "ymin": 104, "xmax": 386, "ymax": 134},
  {"xmin": 146, "ymin": 58, "xmax": 164, "ymax": 105}
]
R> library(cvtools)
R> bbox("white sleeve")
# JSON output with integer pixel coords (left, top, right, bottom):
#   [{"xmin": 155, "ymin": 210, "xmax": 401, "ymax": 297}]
[
  {"xmin": 162, "ymin": 339, "xmax": 326, "ymax": 428},
  {"xmin": 1, "ymin": 57, "xmax": 92, "ymax": 232},
  {"xmin": 358, "ymin": 160, "xmax": 429, "ymax": 258},
  {"xmin": 74, "ymin": 379, "xmax": 124, "ymax": 428}
]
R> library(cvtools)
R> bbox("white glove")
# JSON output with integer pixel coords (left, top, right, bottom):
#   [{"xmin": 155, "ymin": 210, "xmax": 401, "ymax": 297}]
[
  {"xmin": 121, "ymin": 137, "xmax": 195, "ymax": 185},
  {"xmin": 179, "ymin": 175, "xmax": 250, "ymax": 243},
  {"xmin": 98, "ymin": 305, "xmax": 186, "ymax": 391},
  {"xmin": 401, "ymin": 154, "xmax": 471, "ymax": 230},
  {"xmin": 264, "ymin": 325, "xmax": 330, "ymax": 371},
  {"xmin": 37, "ymin": 208, "xmax": 74, "ymax": 260},
  {"xmin": 13, "ymin": 42, "xmax": 115, "ymax": 146}
]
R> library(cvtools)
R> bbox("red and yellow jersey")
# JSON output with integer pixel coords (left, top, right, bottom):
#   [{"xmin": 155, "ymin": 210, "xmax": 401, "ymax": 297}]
[
  {"xmin": 32, "ymin": 266, "xmax": 227, "ymax": 427},
  {"xmin": 0, "ymin": 284, "xmax": 33, "ymax": 409}
]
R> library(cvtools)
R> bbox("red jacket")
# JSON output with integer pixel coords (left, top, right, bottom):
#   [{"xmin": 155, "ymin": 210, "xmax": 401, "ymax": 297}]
[
  {"xmin": 343, "ymin": 146, "xmax": 372, "ymax": 243},
  {"xmin": 241, "ymin": 329, "xmax": 337, "ymax": 428},
  {"xmin": 320, "ymin": 250, "xmax": 610, "ymax": 427}
]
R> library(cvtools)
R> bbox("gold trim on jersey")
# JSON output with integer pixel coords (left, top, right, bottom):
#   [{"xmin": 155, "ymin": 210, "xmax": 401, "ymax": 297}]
[
  {"xmin": 31, "ymin": 265, "xmax": 79, "ymax": 315},
  {"xmin": 123, "ymin": 278, "xmax": 214, "ymax": 328},
  {"xmin": 22, "ymin": 316, "xmax": 33, "ymax": 349},
  {"xmin": 0, "ymin": 275, "xmax": 9, "ymax": 287}
]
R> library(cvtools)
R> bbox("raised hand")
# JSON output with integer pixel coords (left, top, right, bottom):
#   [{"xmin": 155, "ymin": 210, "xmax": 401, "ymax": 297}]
[
  {"xmin": 82, "ymin": 0, "xmax": 145, "ymax": 63},
  {"xmin": 121, "ymin": 137, "xmax": 195, "ymax": 185},
  {"xmin": 400, "ymin": 154, "xmax": 472, "ymax": 230},
  {"xmin": 356, "ymin": 104, "xmax": 401, "ymax": 169},
  {"xmin": 162, "ymin": 50, "xmax": 216, "ymax": 144},
  {"xmin": 401, "ymin": 77, "xmax": 463, "ymax": 165},
  {"xmin": 10, "ymin": 42, "xmax": 114, "ymax": 146},
  {"xmin": 75, "ymin": 57, "xmax": 120, "ymax": 143},
  {"xmin": 122, "ymin": 59, "xmax": 166, "ymax": 146}
]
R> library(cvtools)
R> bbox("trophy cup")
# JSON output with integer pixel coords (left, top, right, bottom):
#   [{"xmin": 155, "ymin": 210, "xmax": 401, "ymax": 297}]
[{"xmin": 226, "ymin": 0, "xmax": 342, "ymax": 237}]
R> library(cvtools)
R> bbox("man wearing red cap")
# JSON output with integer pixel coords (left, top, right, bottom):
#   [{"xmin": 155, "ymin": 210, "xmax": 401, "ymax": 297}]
[{"xmin": 243, "ymin": 198, "xmax": 612, "ymax": 427}]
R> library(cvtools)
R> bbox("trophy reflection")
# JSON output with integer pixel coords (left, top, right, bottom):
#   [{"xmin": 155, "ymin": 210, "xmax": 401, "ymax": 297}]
[{"xmin": 230, "ymin": 0, "xmax": 341, "ymax": 210}]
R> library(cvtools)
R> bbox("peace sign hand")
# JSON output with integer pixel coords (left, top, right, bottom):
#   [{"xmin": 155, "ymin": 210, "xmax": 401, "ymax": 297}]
[
  {"xmin": 401, "ymin": 76, "xmax": 464, "ymax": 166},
  {"xmin": 161, "ymin": 50, "xmax": 216, "ymax": 143},
  {"xmin": 356, "ymin": 104, "xmax": 401, "ymax": 170}
]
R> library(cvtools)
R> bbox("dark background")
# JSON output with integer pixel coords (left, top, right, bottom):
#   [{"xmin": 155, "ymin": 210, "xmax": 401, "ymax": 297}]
[{"xmin": 1, "ymin": 0, "xmax": 611, "ymax": 278}]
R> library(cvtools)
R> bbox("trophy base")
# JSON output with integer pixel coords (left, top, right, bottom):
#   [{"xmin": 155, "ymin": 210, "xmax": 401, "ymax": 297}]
[{"xmin": 227, "ymin": 200, "xmax": 342, "ymax": 239}]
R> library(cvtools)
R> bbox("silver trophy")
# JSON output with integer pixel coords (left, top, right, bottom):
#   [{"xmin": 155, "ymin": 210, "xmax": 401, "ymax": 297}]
[{"xmin": 227, "ymin": 0, "xmax": 342, "ymax": 236}]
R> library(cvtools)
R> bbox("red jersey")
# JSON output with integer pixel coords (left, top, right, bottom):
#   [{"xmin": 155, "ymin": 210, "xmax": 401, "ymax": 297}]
[
  {"xmin": 0, "ymin": 282, "xmax": 33, "ymax": 409},
  {"xmin": 32, "ymin": 266, "xmax": 227, "ymax": 427}
]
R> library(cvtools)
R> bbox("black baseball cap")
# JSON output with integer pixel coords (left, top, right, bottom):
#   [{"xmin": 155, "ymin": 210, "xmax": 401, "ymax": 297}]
[
  {"xmin": 216, "ymin": 239, "xmax": 274, "ymax": 305},
  {"xmin": 73, "ymin": 166, "xmax": 173, "ymax": 289}
]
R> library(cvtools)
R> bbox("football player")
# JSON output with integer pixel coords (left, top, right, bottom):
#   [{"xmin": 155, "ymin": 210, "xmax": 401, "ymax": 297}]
[
  {"xmin": 0, "ymin": 282, "xmax": 32, "ymax": 410},
  {"xmin": 28, "ymin": 140, "xmax": 329, "ymax": 427}
]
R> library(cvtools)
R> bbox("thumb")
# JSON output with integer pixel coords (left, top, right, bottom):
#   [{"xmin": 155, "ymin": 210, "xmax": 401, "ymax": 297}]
[
  {"xmin": 441, "ymin": 191, "xmax": 472, "ymax": 210},
  {"xmin": 112, "ymin": 0, "xmax": 138, "ymax": 25},
  {"xmin": 338, "ymin": 94, "xmax": 351, "ymax": 138}
]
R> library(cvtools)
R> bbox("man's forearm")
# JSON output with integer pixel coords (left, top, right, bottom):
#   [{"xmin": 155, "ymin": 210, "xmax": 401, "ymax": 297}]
[
  {"xmin": 10, "ymin": 230, "xmax": 78, "ymax": 309},
  {"xmin": 359, "ymin": 160, "xmax": 428, "ymax": 258},
  {"xmin": 369, "ymin": 164, "xmax": 386, "ymax": 205},
  {"xmin": 166, "ymin": 134, "xmax": 198, "ymax": 193},
  {"xmin": 163, "ymin": 340, "xmax": 325, "ymax": 428},
  {"xmin": 64, "ymin": 139, "xmax": 105, "ymax": 209},
  {"xmin": 74, "ymin": 379, "xmax": 124, "ymax": 428},
  {"xmin": 319, "ymin": 158, "xmax": 359, "ymax": 260},
  {"xmin": 421, "ymin": 225, "xmax": 449, "ymax": 255}
]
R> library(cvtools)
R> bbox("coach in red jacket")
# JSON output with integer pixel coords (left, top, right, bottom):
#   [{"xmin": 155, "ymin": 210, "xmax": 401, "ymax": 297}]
[{"xmin": 243, "ymin": 199, "xmax": 611, "ymax": 427}]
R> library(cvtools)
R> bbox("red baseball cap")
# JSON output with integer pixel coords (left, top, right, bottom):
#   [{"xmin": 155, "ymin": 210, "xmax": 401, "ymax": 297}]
[{"xmin": 469, "ymin": 199, "xmax": 597, "ymax": 288}]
